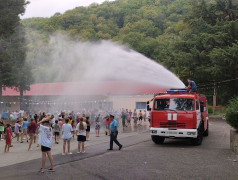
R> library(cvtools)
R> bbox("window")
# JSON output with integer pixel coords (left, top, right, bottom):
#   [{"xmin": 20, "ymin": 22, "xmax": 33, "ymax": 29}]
[
  {"xmin": 136, "ymin": 102, "xmax": 146, "ymax": 110},
  {"xmin": 196, "ymin": 100, "xmax": 200, "ymax": 110},
  {"xmin": 154, "ymin": 98, "xmax": 194, "ymax": 111}
]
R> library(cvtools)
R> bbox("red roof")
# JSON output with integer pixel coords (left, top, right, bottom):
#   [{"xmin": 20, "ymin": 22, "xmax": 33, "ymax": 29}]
[{"xmin": 2, "ymin": 81, "xmax": 168, "ymax": 96}]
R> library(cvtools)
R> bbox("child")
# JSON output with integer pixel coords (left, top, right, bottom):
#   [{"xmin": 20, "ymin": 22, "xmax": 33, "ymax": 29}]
[
  {"xmin": 58, "ymin": 118, "xmax": 63, "ymax": 138},
  {"xmin": 76, "ymin": 118, "xmax": 87, "ymax": 153},
  {"xmin": 86, "ymin": 117, "xmax": 91, "ymax": 140},
  {"xmin": 14, "ymin": 120, "xmax": 21, "ymax": 142},
  {"xmin": 37, "ymin": 115, "xmax": 55, "ymax": 173},
  {"xmin": 71, "ymin": 120, "xmax": 76, "ymax": 139},
  {"xmin": 126, "ymin": 112, "xmax": 131, "ymax": 126},
  {"xmin": 133, "ymin": 109, "xmax": 138, "ymax": 126},
  {"xmin": 5, "ymin": 124, "xmax": 11, "ymax": 153},
  {"xmin": 21, "ymin": 118, "xmax": 29, "ymax": 143},
  {"xmin": 143, "ymin": 110, "xmax": 147, "ymax": 122},
  {"xmin": 121, "ymin": 112, "xmax": 126, "ymax": 128},
  {"xmin": 0, "ymin": 118, "xmax": 5, "ymax": 140},
  {"xmin": 95, "ymin": 114, "xmax": 101, "ymax": 137},
  {"xmin": 10, "ymin": 123, "xmax": 14, "ymax": 147},
  {"xmin": 62, "ymin": 118, "xmax": 73, "ymax": 155},
  {"xmin": 54, "ymin": 120, "xmax": 60, "ymax": 144},
  {"xmin": 27, "ymin": 118, "xmax": 37, "ymax": 151},
  {"xmin": 105, "ymin": 115, "xmax": 111, "ymax": 136},
  {"xmin": 138, "ymin": 110, "xmax": 143, "ymax": 126}
]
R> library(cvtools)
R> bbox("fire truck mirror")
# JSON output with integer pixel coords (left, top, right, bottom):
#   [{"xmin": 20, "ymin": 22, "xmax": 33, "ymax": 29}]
[
  {"xmin": 200, "ymin": 102, "xmax": 204, "ymax": 112},
  {"xmin": 147, "ymin": 105, "xmax": 151, "ymax": 111}
]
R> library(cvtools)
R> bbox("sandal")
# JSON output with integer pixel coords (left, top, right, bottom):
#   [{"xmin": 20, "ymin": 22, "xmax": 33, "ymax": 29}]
[
  {"xmin": 48, "ymin": 168, "xmax": 55, "ymax": 172},
  {"xmin": 39, "ymin": 168, "xmax": 44, "ymax": 173}
]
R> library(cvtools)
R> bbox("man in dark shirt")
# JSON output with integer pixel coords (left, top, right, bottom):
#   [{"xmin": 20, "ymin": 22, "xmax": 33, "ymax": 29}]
[{"xmin": 186, "ymin": 78, "xmax": 197, "ymax": 93}]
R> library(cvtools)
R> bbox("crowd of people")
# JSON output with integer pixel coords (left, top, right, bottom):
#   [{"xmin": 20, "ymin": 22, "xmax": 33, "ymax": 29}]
[
  {"xmin": 0, "ymin": 108, "xmax": 148, "ymax": 172},
  {"xmin": 120, "ymin": 109, "xmax": 148, "ymax": 127}
]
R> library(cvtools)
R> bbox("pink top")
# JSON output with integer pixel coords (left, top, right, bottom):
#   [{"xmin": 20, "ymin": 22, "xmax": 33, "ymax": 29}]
[{"xmin": 58, "ymin": 121, "xmax": 63, "ymax": 129}]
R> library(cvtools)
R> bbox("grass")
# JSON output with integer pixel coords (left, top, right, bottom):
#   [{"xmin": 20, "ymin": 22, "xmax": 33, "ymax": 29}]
[{"xmin": 208, "ymin": 106, "xmax": 226, "ymax": 116}]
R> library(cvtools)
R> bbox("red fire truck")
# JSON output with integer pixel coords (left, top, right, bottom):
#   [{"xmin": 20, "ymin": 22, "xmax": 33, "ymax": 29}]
[{"xmin": 148, "ymin": 90, "xmax": 209, "ymax": 145}]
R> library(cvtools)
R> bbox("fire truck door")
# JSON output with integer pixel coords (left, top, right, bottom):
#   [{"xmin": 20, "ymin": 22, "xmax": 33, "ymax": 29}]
[{"xmin": 196, "ymin": 100, "xmax": 201, "ymax": 128}]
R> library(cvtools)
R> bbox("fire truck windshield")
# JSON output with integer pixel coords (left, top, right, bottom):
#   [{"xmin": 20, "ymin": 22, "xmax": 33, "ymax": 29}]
[{"xmin": 154, "ymin": 98, "xmax": 194, "ymax": 111}]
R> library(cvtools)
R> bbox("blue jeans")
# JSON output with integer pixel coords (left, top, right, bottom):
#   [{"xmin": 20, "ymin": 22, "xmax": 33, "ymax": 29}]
[
  {"xmin": 191, "ymin": 88, "xmax": 196, "ymax": 92},
  {"xmin": 110, "ymin": 131, "xmax": 122, "ymax": 149}
]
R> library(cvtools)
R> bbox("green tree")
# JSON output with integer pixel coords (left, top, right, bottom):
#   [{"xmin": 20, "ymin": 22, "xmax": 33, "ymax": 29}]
[
  {"xmin": 21, "ymin": 0, "xmax": 238, "ymax": 105},
  {"xmin": 0, "ymin": 0, "xmax": 29, "ymax": 103},
  {"xmin": 168, "ymin": 0, "xmax": 238, "ymax": 104},
  {"xmin": 10, "ymin": 25, "xmax": 33, "ymax": 107}
]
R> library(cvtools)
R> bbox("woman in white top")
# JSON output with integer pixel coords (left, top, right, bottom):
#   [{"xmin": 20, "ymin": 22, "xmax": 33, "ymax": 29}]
[
  {"xmin": 76, "ymin": 118, "xmax": 87, "ymax": 153},
  {"xmin": 62, "ymin": 118, "xmax": 73, "ymax": 155},
  {"xmin": 37, "ymin": 115, "xmax": 55, "ymax": 173}
]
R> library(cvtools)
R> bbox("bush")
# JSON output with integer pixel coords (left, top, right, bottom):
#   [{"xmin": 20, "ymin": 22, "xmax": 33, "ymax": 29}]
[
  {"xmin": 226, "ymin": 97, "xmax": 238, "ymax": 131},
  {"xmin": 208, "ymin": 106, "xmax": 213, "ymax": 114}
]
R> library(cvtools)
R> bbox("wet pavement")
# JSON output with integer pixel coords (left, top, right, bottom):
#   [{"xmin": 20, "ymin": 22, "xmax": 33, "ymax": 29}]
[
  {"xmin": 0, "ymin": 118, "xmax": 238, "ymax": 180},
  {"xmin": 0, "ymin": 120, "xmax": 150, "ymax": 167}
]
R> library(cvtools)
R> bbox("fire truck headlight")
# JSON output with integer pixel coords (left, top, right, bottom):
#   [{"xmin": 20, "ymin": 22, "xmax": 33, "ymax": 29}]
[
  {"xmin": 187, "ymin": 132, "xmax": 196, "ymax": 135},
  {"xmin": 151, "ymin": 130, "xmax": 157, "ymax": 134}
]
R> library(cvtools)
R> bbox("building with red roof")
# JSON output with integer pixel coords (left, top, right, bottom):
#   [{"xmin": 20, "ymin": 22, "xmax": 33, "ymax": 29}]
[{"xmin": 1, "ymin": 81, "xmax": 166, "ymax": 112}]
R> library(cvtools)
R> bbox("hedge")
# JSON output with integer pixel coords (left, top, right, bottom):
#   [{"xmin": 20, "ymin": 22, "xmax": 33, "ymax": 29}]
[{"xmin": 226, "ymin": 97, "xmax": 238, "ymax": 131}]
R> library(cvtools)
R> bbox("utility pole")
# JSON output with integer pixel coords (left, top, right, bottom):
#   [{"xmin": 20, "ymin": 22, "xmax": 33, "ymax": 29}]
[{"xmin": 213, "ymin": 82, "xmax": 217, "ymax": 114}]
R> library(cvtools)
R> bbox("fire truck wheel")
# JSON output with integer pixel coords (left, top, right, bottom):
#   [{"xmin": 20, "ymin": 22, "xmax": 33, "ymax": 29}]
[
  {"xmin": 191, "ymin": 126, "xmax": 204, "ymax": 146},
  {"xmin": 151, "ymin": 136, "xmax": 165, "ymax": 144},
  {"xmin": 204, "ymin": 121, "xmax": 209, "ymax": 136}
]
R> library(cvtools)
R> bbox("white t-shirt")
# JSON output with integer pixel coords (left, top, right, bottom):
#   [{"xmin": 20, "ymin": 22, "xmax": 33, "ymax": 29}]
[
  {"xmin": 13, "ymin": 112, "xmax": 18, "ymax": 119},
  {"xmin": 62, "ymin": 123, "xmax": 73, "ymax": 140},
  {"xmin": 51, "ymin": 117, "xmax": 55, "ymax": 126},
  {"xmin": 76, "ymin": 122, "xmax": 87, "ymax": 136},
  {"xmin": 38, "ymin": 124, "xmax": 53, "ymax": 148},
  {"xmin": 19, "ymin": 110, "xmax": 24, "ymax": 117}
]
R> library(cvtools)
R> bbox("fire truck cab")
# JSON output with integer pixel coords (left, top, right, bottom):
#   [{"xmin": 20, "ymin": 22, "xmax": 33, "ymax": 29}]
[{"xmin": 148, "ymin": 90, "xmax": 209, "ymax": 145}]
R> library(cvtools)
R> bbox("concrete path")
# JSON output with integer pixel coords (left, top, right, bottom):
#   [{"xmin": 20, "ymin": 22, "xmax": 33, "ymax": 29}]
[
  {"xmin": 0, "ymin": 121, "xmax": 150, "ymax": 167},
  {"xmin": 0, "ymin": 117, "xmax": 238, "ymax": 180}
]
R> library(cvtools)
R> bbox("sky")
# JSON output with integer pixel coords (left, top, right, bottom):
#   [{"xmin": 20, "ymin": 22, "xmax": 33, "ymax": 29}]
[{"xmin": 22, "ymin": 0, "xmax": 115, "ymax": 19}]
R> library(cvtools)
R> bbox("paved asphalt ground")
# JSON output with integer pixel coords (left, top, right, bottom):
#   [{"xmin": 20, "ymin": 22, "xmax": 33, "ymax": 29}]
[{"xmin": 0, "ymin": 117, "xmax": 237, "ymax": 180}]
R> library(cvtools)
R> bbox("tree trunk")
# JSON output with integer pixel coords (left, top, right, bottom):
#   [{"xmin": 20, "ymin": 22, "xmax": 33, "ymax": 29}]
[
  {"xmin": 0, "ymin": 83, "xmax": 2, "ymax": 102},
  {"xmin": 20, "ymin": 86, "xmax": 23, "ymax": 110},
  {"xmin": 0, "ymin": 83, "xmax": 2, "ymax": 113}
]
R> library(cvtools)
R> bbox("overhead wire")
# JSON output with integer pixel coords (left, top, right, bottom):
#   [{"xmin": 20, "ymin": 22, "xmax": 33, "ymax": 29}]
[{"xmin": 197, "ymin": 77, "xmax": 238, "ymax": 88}]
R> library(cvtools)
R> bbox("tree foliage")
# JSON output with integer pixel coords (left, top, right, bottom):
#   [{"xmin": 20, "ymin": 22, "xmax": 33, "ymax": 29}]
[
  {"xmin": 167, "ymin": 0, "xmax": 238, "ymax": 104},
  {"xmin": 226, "ymin": 96, "xmax": 238, "ymax": 130},
  {"xmin": 0, "ymin": 0, "xmax": 30, "ymax": 103},
  {"xmin": 22, "ymin": 0, "xmax": 238, "ymax": 104}
]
